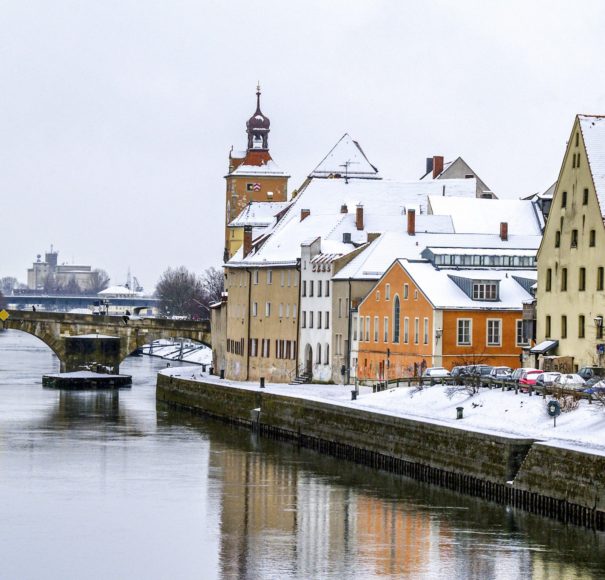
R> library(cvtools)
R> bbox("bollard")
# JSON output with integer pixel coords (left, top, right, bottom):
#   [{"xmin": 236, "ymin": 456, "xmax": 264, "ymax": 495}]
[
  {"xmin": 220, "ymin": 369, "xmax": 225, "ymax": 380},
  {"xmin": 351, "ymin": 390, "xmax": 357, "ymax": 400},
  {"xmin": 260, "ymin": 377, "xmax": 265, "ymax": 388},
  {"xmin": 456, "ymin": 406, "xmax": 464, "ymax": 420},
  {"xmin": 209, "ymin": 367, "xmax": 214, "ymax": 375}
]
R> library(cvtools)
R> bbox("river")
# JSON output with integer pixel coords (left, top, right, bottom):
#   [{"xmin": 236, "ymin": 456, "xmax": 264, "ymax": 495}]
[{"xmin": 1, "ymin": 329, "xmax": 605, "ymax": 579}]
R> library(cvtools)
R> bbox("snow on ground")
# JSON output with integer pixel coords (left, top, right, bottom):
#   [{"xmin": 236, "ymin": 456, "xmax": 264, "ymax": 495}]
[
  {"xmin": 141, "ymin": 340, "xmax": 212, "ymax": 366},
  {"xmin": 160, "ymin": 367, "xmax": 605, "ymax": 454},
  {"xmin": 45, "ymin": 371, "xmax": 125, "ymax": 378}
]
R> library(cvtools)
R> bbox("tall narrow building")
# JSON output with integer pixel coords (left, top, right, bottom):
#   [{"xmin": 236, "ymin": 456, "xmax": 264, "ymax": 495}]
[{"xmin": 224, "ymin": 86, "xmax": 289, "ymax": 261}]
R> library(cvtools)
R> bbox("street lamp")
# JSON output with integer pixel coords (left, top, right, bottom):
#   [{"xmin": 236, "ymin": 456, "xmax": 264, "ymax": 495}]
[{"xmin": 595, "ymin": 316, "xmax": 603, "ymax": 339}]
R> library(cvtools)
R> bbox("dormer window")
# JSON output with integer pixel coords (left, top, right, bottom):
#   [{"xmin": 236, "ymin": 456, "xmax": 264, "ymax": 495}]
[{"xmin": 472, "ymin": 281, "xmax": 498, "ymax": 301}]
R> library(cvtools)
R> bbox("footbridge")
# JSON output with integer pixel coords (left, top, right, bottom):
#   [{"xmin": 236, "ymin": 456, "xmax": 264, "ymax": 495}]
[{"xmin": 1, "ymin": 310, "xmax": 211, "ymax": 373}]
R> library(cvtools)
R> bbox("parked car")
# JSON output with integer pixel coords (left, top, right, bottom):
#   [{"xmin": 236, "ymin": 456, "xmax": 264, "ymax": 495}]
[
  {"xmin": 535, "ymin": 371, "xmax": 562, "ymax": 389},
  {"xmin": 450, "ymin": 366, "xmax": 470, "ymax": 380},
  {"xmin": 578, "ymin": 367, "xmax": 605, "ymax": 381},
  {"xmin": 489, "ymin": 366, "xmax": 512, "ymax": 381},
  {"xmin": 553, "ymin": 374, "xmax": 586, "ymax": 390},
  {"xmin": 508, "ymin": 367, "xmax": 538, "ymax": 387},
  {"xmin": 423, "ymin": 367, "xmax": 451, "ymax": 382},
  {"xmin": 518, "ymin": 370, "xmax": 542, "ymax": 391},
  {"xmin": 584, "ymin": 380, "xmax": 605, "ymax": 395},
  {"xmin": 585, "ymin": 375, "xmax": 604, "ymax": 388}
]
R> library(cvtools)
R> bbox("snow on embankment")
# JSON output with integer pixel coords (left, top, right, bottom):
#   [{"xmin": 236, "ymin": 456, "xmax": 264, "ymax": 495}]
[{"xmin": 142, "ymin": 340, "xmax": 212, "ymax": 366}]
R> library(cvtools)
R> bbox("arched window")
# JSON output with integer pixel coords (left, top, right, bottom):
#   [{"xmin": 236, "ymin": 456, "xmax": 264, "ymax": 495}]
[
  {"xmin": 324, "ymin": 343, "xmax": 330, "ymax": 365},
  {"xmin": 393, "ymin": 296, "xmax": 400, "ymax": 343},
  {"xmin": 316, "ymin": 343, "xmax": 322, "ymax": 364}
]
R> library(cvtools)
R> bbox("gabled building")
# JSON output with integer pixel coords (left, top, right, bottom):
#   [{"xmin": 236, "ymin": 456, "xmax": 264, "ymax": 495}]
[
  {"xmin": 536, "ymin": 115, "xmax": 605, "ymax": 370},
  {"xmin": 420, "ymin": 155, "xmax": 496, "ymax": 198},
  {"xmin": 356, "ymin": 256, "xmax": 535, "ymax": 380},
  {"xmin": 224, "ymin": 86, "xmax": 289, "ymax": 261}
]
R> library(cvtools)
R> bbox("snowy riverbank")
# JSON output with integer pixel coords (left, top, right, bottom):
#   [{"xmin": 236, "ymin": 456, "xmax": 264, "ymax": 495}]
[
  {"xmin": 160, "ymin": 366, "xmax": 605, "ymax": 455},
  {"xmin": 141, "ymin": 339, "xmax": 212, "ymax": 366}
]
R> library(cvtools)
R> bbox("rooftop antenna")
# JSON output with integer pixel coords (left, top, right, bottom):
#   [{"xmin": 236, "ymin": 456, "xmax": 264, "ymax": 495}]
[{"xmin": 340, "ymin": 159, "xmax": 359, "ymax": 184}]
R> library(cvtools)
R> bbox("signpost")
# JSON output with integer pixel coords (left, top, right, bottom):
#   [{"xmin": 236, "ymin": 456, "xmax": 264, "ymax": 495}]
[
  {"xmin": 547, "ymin": 400, "xmax": 561, "ymax": 428},
  {"xmin": 0, "ymin": 309, "xmax": 9, "ymax": 322}
]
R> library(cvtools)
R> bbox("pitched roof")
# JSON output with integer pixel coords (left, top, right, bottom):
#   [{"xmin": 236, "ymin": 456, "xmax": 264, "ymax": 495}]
[
  {"xmin": 428, "ymin": 196, "xmax": 543, "ymax": 236},
  {"xmin": 578, "ymin": 115, "xmax": 605, "ymax": 215},
  {"xmin": 228, "ymin": 201, "xmax": 291, "ymax": 228},
  {"xmin": 309, "ymin": 134, "xmax": 380, "ymax": 179}
]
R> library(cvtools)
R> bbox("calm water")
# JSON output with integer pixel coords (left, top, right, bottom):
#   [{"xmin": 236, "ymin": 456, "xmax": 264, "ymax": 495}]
[{"xmin": 1, "ymin": 330, "xmax": 605, "ymax": 580}]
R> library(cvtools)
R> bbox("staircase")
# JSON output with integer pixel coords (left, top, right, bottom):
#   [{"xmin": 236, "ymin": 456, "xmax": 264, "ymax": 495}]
[{"xmin": 290, "ymin": 370, "xmax": 311, "ymax": 385}]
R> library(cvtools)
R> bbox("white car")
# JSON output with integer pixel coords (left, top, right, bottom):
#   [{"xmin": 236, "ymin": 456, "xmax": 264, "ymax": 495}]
[
  {"xmin": 553, "ymin": 374, "xmax": 586, "ymax": 389},
  {"xmin": 423, "ymin": 367, "xmax": 451, "ymax": 378}
]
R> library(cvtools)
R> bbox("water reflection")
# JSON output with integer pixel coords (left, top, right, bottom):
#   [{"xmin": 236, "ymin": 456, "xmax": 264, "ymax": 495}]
[{"xmin": 158, "ymin": 406, "xmax": 605, "ymax": 580}]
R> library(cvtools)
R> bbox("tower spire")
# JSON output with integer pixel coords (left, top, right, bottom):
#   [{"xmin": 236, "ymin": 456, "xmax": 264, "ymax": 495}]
[{"xmin": 246, "ymin": 83, "xmax": 270, "ymax": 150}]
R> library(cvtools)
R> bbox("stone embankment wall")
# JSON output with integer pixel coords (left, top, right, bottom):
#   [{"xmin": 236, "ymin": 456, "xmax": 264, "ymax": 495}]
[{"xmin": 157, "ymin": 374, "xmax": 605, "ymax": 530}]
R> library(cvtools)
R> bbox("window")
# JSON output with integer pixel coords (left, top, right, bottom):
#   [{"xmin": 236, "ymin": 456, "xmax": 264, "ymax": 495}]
[
  {"xmin": 353, "ymin": 315, "xmax": 358, "ymax": 340},
  {"xmin": 583, "ymin": 188, "xmax": 589, "ymax": 205},
  {"xmin": 404, "ymin": 317, "xmax": 409, "ymax": 343},
  {"xmin": 309, "ymin": 311, "xmax": 314, "ymax": 328},
  {"xmin": 457, "ymin": 319, "xmax": 471, "ymax": 346},
  {"xmin": 561, "ymin": 315, "xmax": 567, "ymax": 339},
  {"xmin": 403, "ymin": 284, "xmax": 409, "ymax": 299},
  {"xmin": 561, "ymin": 268, "xmax": 567, "ymax": 291},
  {"xmin": 286, "ymin": 303, "xmax": 290, "ymax": 318},
  {"xmin": 599, "ymin": 267, "xmax": 604, "ymax": 291},
  {"xmin": 317, "ymin": 311, "xmax": 322, "ymax": 329},
  {"xmin": 279, "ymin": 303, "xmax": 283, "ymax": 317},
  {"xmin": 316, "ymin": 344, "xmax": 321, "ymax": 364},
  {"xmin": 261, "ymin": 339, "xmax": 270, "ymax": 358},
  {"xmin": 555, "ymin": 231, "xmax": 560, "ymax": 248},
  {"xmin": 338, "ymin": 299, "xmax": 343, "ymax": 318},
  {"xmin": 252, "ymin": 302, "xmax": 258, "ymax": 317},
  {"xmin": 384, "ymin": 317, "xmax": 389, "ymax": 342},
  {"xmin": 287, "ymin": 270, "xmax": 291, "ymax": 287},
  {"xmin": 265, "ymin": 302, "xmax": 271, "ymax": 317},
  {"xmin": 598, "ymin": 318, "xmax": 604, "ymax": 340},
  {"xmin": 546, "ymin": 268, "xmax": 552, "ymax": 292},
  {"xmin": 546, "ymin": 315, "xmax": 551, "ymax": 338},
  {"xmin": 309, "ymin": 281, "xmax": 314, "ymax": 297},
  {"xmin": 376, "ymin": 291, "xmax": 380, "ymax": 301},
  {"xmin": 325, "ymin": 281, "xmax": 330, "ymax": 297},
  {"xmin": 324, "ymin": 344, "xmax": 330, "ymax": 365},
  {"xmin": 424, "ymin": 318, "xmax": 429, "ymax": 345},
  {"xmin": 302, "ymin": 281, "xmax": 307, "ymax": 297},
  {"xmin": 267, "ymin": 270, "xmax": 272, "ymax": 285},
  {"xmin": 280, "ymin": 271, "xmax": 285, "ymax": 287},
  {"xmin": 374, "ymin": 317, "xmax": 379, "ymax": 342},
  {"xmin": 385, "ymin": 284, "xmax": 391, "ymax": 300},
  {"xmin": 561, "ymin": 191, "xmax": 567, "ymax": 208},
  {"xmin": 487, "ymin": 319, "xmax": 501, "ymax": 346},
  {"xmin": 571, "ymin": 230, "xmax": 578, "ymax": 248},
  {"xmin": 579, "ymin": 315, "xmax": 585, "ymax": 338},
  {"xmin": 365, "ymin": 317, "xmax": 370, "ymax": 341},
  {"xmin": 579, "ymin": 267, "xmax": 586, "ymax": 291},
  {"xmin": 414, "ymin": 317, "xmax": 419, "ymax": 344},
  {"xmin": 393, "ymin": 296, "xmax": 400, "ymax": 343},
  {"xmin": 590, "ymin": 230, "xmax": 596, "ymax": 247},
  {"xmin": 516, "ymin": 320, "xmax": 528, "ymax": 346},
  {"xmin": 414, "ymin": 290, "xmax": 418, "ymax": 300},
  {"xmin": 250, "ymin": 338, "xmax": 258, "ymax": 357},
  {"xmin": 325, "ymin": 311, "xmax": 330, "ymax": 329},
  {"xmin": 253, "ymin": 270, "xmax": 259, "ymax": 285},
  {"xmin": 472, "ymin": 282, "xmax": 498, "ymax": 301},
  {"xmin": 318, "ymin": 280, "xmax": 322, "ymax": 297}
]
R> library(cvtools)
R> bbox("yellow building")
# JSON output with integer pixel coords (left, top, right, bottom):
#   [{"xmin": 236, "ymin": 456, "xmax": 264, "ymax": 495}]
[{"xmin": 536, "ymin": 115, "xmax": 605, "ymax": 369}]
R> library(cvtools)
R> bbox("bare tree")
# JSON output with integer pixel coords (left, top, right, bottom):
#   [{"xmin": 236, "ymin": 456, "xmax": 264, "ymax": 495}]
[
  {"xmin": 155, "ymin": 266, "xmax": 205, "ymax": 318},
  {"xmin": 0, "ymin": 277, "xmax": 18, "ymax": 296},
  {"xmin": 62, "ymin": 276, "xmax": 82, "ymax": 295},
  {"xmin": 88, "ymin": 269, "xmax": 111, "ymax": 294},
  {"xmin": 201, "ymin": 266, "xmax": 224, "ymax": 306},
  {"xmin": 0, "ymin": 290, "xmax": 5, "ymax": 310}
]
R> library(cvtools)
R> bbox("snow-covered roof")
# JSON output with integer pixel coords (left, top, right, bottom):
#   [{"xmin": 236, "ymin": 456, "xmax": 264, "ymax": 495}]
[
  {"xmin": 98, "ymin": 285, "xmax": 142, "ymax": 297},
  {"xmin": 334, "ymin": 230, "xmax": 541, "ymax": 281},
  {"xmin": 309, "ymin": 134, "xmax": 380, "ymax": 179},
  {"xmin": 228, "ymin": 201, "xmax": 291, "ymax": 228},
  {"xmin": 579, "ymin": 115, "xmax": 605, "ymax": 216},
  {"xmin": 426, "ymin": 247, "xmax": 536, "ymax": 257},
  {"xmin": 428, "ymin": 196, "xmax": 542, "ymax": 236},
  {"xmin": 398, "ymin": 260, "xmax": 536, "ymax": 310},
  {"xmin": 227, "ymin": 177, "xmax": 477, "ymax": 268},
  {"xmin": 230, "ymin": 149, "xmax": 247, "ymax": 159},
  {"xmin": 231, "ymin": 158, "xmax": 287, "ymax": 177}
]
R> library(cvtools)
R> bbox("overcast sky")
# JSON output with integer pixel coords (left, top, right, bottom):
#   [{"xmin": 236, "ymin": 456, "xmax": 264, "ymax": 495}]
[{"xmin": 1, "ymin": 1, "xmax": 604, "ymax": 290}]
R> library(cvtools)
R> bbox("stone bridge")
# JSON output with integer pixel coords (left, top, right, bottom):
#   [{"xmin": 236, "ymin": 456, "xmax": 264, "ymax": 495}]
[{"xmin": 1, "ymin": 310, "xmax": 211, "ymax": 373}]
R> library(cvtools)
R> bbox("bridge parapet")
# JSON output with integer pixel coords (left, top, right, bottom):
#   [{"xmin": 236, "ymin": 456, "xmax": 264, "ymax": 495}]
[{"xmin": 1, "ymin": 310, "xmax": 211, "ymax": 372}]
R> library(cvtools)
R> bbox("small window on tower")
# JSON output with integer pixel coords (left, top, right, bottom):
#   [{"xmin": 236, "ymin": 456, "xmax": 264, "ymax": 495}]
[{"xmin": 267, "ymin": 191, "xmax": 274, "ymax": 198}]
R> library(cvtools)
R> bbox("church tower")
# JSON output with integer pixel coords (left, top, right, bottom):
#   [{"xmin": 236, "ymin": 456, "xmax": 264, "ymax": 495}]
[{"xmin": 224, "ymin": 86, "xmax": 289, "ymax": 261}]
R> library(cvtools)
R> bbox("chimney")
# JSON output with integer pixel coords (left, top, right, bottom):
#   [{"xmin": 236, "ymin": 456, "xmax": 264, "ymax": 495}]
[
  {"xmin": 300, "ymin": 208, "xmax": 310, "ymax": 221},
  {"xmin": 340, "ymin": 203, "xmax": 348, "ymax": 214},
  {"xmin": 407, "ymin": 208, "xmax": 416, "ymax": 236},
  {"xmin": 356, "ymin": 204, "xmax": 364, "ymax": 230},
  {"xmin": 243, "ymin": 226, "xmax": 253, "ymax": 257},
  {"xmin": 425, "ymin": 157, "xmax": 433, "ymax": 175},
  {"xmin": 500, "ymin": 222, "xmax": 508, "ymax": 241},
  {"xmin": 432, "ymin": 155, "xmax": 444, "ymax": 178}
]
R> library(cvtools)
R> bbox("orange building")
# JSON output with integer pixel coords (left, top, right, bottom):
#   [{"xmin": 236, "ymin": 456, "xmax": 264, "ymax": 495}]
[
  {"xmin": 224, "ymin": 86, "xmax": 289, "ymax": 260},
  {"xmin": 357, "ymin": 258, "xmax": 535, "ymax": 379}
]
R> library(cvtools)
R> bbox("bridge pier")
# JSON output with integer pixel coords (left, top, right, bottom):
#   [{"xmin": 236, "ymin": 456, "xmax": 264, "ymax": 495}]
[{"xmin": 63, "ymin": 335, "xmax": 121, "ymax": 374}]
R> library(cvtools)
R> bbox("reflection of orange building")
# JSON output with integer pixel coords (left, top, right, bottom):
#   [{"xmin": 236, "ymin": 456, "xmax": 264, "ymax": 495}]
[{"xmin": 357, "ymin": 258, "xmax": 535, "ymax": 379}]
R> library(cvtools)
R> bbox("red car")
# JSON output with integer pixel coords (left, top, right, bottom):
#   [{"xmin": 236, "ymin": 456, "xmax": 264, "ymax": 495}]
[{"xmin": 519, "ymin": 370, "xmax": 542, "ymax": 391}]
